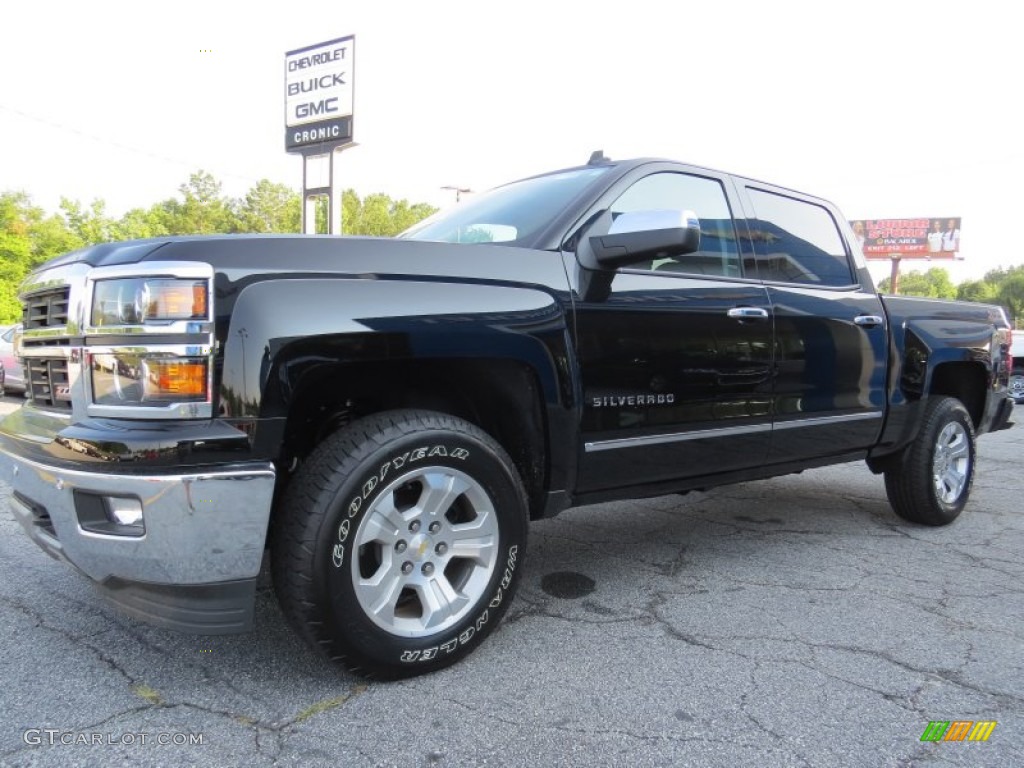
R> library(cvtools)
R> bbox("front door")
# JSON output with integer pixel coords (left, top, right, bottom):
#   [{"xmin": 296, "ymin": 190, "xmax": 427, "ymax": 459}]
[{"xmin": 573, "ymin": 169, "xmax": 774, "ymax": 493}]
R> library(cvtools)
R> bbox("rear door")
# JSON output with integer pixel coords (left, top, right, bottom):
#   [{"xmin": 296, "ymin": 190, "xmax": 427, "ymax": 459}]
[{"xmin": 738, "ymin": 183, "xmax": 888, "ymax": 463}]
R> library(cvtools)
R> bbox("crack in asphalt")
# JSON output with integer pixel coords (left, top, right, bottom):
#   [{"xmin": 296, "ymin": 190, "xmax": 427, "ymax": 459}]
[
  {"xmin": 0, "ymin": 590, "xmax": 369, "ymax": 764},
  {"xmin": 739, "ymin": 662, "xmax": 815, "ymax": 767},
  {"xmin": 441, "ymin": 695, "xmax": 767, "ymax": 754},
  {"xmin": 1, "ymin": 690, "xmax": 370, "ymax": 763},
  {"xmin": 507, "ymin": 575, "xmax": 1023, "ymax": 731}
]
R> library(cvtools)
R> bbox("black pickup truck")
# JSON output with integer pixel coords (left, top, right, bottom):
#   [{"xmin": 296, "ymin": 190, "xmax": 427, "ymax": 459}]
[{"xmin": 1, "ymin": 155, "xmax": 1015, "ymax": 679}]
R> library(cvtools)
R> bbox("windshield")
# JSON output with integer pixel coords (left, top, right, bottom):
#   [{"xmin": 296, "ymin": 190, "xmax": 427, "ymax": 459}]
[{"xmin": 400, "ymin": 167, "xmax": 610, "ymax": 245}]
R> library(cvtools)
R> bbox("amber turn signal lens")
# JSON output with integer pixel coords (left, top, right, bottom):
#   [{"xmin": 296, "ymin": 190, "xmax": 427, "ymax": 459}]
[
  {"xmin": 143, "ymin": 360, "xmax": 208, "ymax": 400},
  {"xmin": 145, "ymin": 281, "xmax": 208, "ymax": 321}
]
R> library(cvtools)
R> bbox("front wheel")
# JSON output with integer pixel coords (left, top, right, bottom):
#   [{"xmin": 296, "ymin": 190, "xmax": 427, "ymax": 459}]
[
  {"xmin": 884, "ymin": 396, "xmax": 976, "ymax": 526},
  {"xmin": 272, "ymin": 410, "xmax": 528, "ymax": 679}
]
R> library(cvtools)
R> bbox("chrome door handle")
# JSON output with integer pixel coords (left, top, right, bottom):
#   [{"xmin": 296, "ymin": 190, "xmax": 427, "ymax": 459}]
[
  {"xmin": 854, "ymin": 315, "xmax": 884, "ymax": 327},
  {"xmin": 727, "ymin": 307, "xmax": 769, "ymax": 321}
]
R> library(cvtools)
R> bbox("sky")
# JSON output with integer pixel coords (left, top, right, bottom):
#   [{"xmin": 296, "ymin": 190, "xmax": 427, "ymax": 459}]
[{"xmin": 1, "ymin": 0, "xmax": 1020, "ymax": 286}]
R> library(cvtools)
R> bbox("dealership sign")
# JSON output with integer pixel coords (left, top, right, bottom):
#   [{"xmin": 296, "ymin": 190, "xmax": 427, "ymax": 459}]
[
  {"xmin": 849, "ymin": 217, "xmax": 961, "ymax": 259},
  {"xmin": 285, "ymin": 35, "xmax": 354, "ymax": 152}
]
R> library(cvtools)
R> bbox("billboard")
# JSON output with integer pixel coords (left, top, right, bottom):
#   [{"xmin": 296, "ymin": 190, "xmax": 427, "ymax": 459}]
[
  {"xmin": 285, "ymin": 35, "xmax": 355, "ymax": 152},
  {"xmin": 849, "ymin": 218, "xmax": 961, "ymax": 259}
]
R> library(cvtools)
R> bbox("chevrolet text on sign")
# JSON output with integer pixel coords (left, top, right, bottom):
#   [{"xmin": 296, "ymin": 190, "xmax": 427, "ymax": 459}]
[{"xmin": 285, "ymin": 35, "xmax": 354, "ymax": 151}]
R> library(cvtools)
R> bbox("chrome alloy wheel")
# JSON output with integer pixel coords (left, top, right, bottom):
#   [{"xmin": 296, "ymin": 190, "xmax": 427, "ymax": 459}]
[
  {"xmin": 932, "ymin": 421, "xmax": 971, "ymax": 505},
  {"xmin": 351, "ymin": 466, "xmax": 499, "ymax": 637},
  {"xmin": 1010, "ymin": 373, "xmax": 1024, "ymax": 402}
]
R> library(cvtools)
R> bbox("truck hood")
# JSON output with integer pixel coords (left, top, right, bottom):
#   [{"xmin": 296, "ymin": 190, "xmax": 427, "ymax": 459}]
[{"xmin": 33, "ymin": 235, "xmax": 571, "ymax": 293}]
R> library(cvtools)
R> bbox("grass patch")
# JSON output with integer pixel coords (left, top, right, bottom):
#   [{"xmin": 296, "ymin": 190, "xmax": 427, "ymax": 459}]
[
  {"xmin": 293, "ymin": 685, "xmax": 368, "ymax": 724},
  {"xmin": 132, "ymin": 684, "xmax": 164, "ymax": 706}
]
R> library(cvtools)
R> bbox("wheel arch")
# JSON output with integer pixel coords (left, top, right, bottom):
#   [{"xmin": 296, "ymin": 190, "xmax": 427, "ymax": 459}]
[
  {"xmin": 220, "ymin": 276, "xmax": 577, "ymax": 521},
  {"xmin": 871, "ymin": 321, "xmax": 997, "ymax": 470},
  {"xmin": 276, "ymin": 356, "xmax": 551, "ymax": 519}
]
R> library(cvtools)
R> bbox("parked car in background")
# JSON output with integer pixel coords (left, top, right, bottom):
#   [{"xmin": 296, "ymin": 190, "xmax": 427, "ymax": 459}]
[
  {"xmin": 1011, "ymin": 333, "xmax": 1024, "ymax": 404},
  {"xmin": 0, "ymin": 325, "xmax": 25, "ymax": 396}
]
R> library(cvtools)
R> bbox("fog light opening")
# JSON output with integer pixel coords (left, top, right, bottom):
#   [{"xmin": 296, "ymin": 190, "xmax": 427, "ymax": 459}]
[
  {"xmin": 106, "ymin": 497, "xmax": 144, "ymax": 527},
  {"xmin": 74, "ymin": 491, "xmax": 146, "ymax": 537}
]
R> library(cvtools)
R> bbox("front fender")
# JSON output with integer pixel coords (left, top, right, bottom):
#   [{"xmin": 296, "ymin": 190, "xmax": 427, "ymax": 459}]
[{"xmin": 220, "ymin": 277, "xmax": 572, "ymax": 419}]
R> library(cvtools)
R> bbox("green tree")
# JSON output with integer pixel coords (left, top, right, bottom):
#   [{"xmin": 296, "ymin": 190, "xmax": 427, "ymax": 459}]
[
  {"xmin": 878, "ymin": 267, "xmax": 957, "ymax": 299},
  {"xmin": 152, "ymin": 171, "xmax": 241, "ymax": 234},
  {"xmin": 956, "ymin": 279, "xmax": 997, "ymax": 304},
  {"xmin": 239, "ymin": 180, "xmax": 301, "ymax": 233},
  {"xmin": 60, "ymin": 198, "xmax": 115, "ymax": 245},
  {"xmin": 975, "ymin": 265, "xmax": 1024, "ymax": 326},
  {"xmin": 997, "ymin": 273, "xmax": 1024, "ymax": 327},
  {"xmin": 339, "ymin": 190, "xmax": 436, "ymax": 236},
  {"xmin": 30, "ymin": 215, "xmax": 82, "ymax": 263},
  {"xmin": 0, "ymin": 229, "xmax": 31, "ymax": 321},
  {"xmin": 113, "ymin": 207, "xmax": 168, "ymax": 240},
  {"xmin": 0, "ymin": 191, "xmax": 80, "ymax": 322},
  {"xmin": 982, "ymin": 265, "xmax": 1024, "ymax": 284},
  {"xmin": 354, "ymin": 193, "xmax": 397, "ymax": 236}
]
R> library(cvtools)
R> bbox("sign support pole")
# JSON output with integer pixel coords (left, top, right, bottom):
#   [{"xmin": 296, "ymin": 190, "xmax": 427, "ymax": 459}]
[
  {"xmin": 890, "ymin": 254, "xmax": 902, "ymax": 294},
  {"xmin": 300, "ymin": 146, "xmax": 353, "ymax": 235},
  {"xmin": 302, "ymin": 153, "xmax": 319, "ymax": 235},
  {"xmin": 330, "ymin": 147, "xmax": 344, "ymax": 235}
]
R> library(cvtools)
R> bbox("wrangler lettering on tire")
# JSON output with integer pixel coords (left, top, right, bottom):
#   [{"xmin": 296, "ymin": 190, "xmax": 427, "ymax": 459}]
[{"xmin": 272, "ymin": 410, "xmax": 528, "ymax": 679}]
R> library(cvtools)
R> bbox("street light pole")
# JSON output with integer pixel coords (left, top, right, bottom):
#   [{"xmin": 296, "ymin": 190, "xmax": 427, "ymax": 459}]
[{"xmin": 441, "ymin": 185, "xmax": 472, "ymax": 203}]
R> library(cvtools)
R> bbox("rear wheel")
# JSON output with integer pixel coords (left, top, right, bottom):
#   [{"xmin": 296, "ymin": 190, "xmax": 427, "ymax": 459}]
[
  {"xmin": 1010, "ymin": 368, "xmax": 1024, "ymax": 403},
  {"xmin": 272, "ymin": 409, "xmax": 528, "ymax": 679},
  {"xmin": 884, "ymin": 396, "xmax": 975, "ymax": 526}
]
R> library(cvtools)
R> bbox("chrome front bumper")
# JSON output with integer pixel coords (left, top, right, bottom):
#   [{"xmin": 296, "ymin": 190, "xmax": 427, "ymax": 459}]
[{"xmin": 2, "ymin": 444, "xmax": 275, "ymax": 633}]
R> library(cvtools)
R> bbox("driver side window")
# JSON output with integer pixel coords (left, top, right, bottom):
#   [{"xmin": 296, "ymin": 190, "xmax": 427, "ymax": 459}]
[{"xmin": 612, "ymin": 173, "xmax": 742, "ymax": 277}]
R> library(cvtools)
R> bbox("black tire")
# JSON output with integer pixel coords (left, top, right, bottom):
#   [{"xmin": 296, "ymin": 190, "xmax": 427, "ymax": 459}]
[
  {"xmin": 272, "ymin": 409, "xmax": 528, "ymax": 679},
  {"xmin": 884, "ymin": 396, "xmax": 976, "ymax": 526}
]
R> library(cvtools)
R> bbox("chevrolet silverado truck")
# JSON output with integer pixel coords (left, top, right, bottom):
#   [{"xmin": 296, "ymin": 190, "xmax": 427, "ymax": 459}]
[{"xmin": 1, "ymin": 155, "xmax": 1015, "ymax": 679}]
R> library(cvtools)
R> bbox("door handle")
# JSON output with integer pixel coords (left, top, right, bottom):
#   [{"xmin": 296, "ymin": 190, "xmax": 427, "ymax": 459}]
[
  {"xmin": 854, "ymin": 315, "xmax": 884, "ymax": 327},
  {"xmin": 727, "ymin": 307, "xmax": 770, "ymax": 321}
]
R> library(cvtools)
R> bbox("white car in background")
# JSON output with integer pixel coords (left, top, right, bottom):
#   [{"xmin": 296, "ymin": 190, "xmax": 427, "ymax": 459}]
[
  {"xmin": 1011, "ymin": 333, "xmax": 1024, "ymax": 404},
  {"xmin": 0, "ymin": 324, "xmax": 25, "ymax": 396}
]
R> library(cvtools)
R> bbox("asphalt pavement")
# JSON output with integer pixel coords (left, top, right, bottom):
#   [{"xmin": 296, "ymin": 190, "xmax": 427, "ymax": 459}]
[{"xmin": 0, "ymin": 395, "xmax": 1021, "ymax": 767}]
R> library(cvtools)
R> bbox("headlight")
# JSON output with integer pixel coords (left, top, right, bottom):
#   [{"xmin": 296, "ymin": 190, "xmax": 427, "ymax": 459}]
[
  {"xmin": 91, "ymin": 352, "xmax": 209, "ymax": 405},
  {"xmin": 92, "ymin": 278, "xmax": 208, "ymax": 326}
]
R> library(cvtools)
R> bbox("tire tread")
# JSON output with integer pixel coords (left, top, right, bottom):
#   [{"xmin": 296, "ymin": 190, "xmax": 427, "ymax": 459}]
[
  {"xmin": 884, "ymin": 396, "xmax": 975, "ymax": 526},
  {"xmin": 271, "ymin": 408, "xmax": 526, "ymax": 680}
]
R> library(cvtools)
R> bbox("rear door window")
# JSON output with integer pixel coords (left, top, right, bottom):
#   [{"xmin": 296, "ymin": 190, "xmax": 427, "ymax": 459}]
[{"xmin": 746, "ymin": 188, "xmax": 854, "ymax": 286}]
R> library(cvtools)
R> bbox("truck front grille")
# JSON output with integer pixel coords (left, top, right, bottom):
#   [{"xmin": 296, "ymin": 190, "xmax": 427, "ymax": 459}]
[
  {"xmin": 26, "ymin": 358, "xmax": 72, "ymax": 409},
  {"xmin": 23, "ymin": 287, "xmax": 71, "ymax": 329}
]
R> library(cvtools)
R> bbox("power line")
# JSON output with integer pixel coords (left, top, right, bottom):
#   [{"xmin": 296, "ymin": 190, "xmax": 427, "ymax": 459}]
[{"xmin": 0, "ymin": 103, "xmax": 267, "ymax": 186}]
